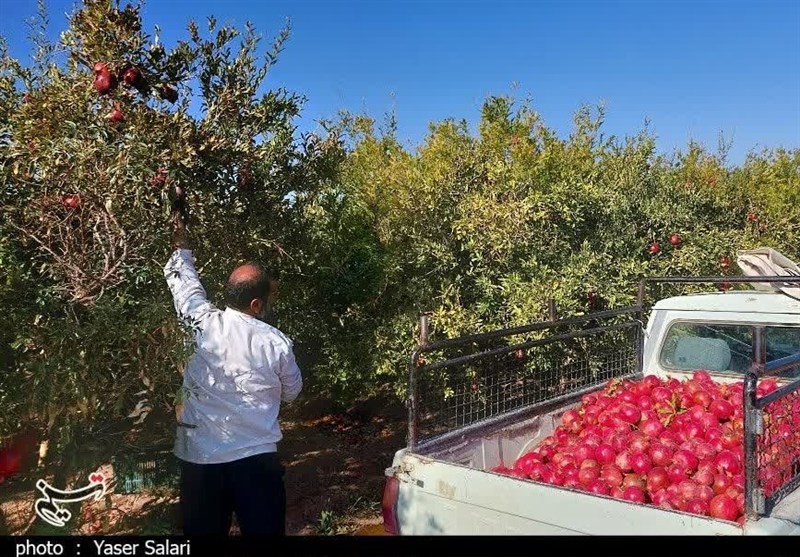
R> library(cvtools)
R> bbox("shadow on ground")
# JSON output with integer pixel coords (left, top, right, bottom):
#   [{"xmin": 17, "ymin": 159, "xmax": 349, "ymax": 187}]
[{"xmin": 281, "ymin": 395, "xmax": 406, "ymax": 534}]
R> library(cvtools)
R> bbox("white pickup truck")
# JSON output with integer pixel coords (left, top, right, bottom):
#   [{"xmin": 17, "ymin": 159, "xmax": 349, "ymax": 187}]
[{"xmin": 382, "ymin": 274, "xmax": 800, "ymax": 535}]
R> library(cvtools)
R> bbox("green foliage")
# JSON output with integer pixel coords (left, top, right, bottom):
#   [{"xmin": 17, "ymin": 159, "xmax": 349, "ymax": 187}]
[
  {"xmin": 0, "ymin": 1, "xmax": 340, "ymax": 466},
  {"xmin": 299, "ymin": 96, "xmax": 799, "ymax": 404}
]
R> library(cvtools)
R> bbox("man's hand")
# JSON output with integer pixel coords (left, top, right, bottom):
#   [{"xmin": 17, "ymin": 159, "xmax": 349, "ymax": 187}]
[
  {"xmin": 168, "ymin": 183, "xmax": 187, "ymax": 213},
  {"xmin": 171, "ymin": 210, "xmax": 190, "ymax": 251},
  {"xmin": 168, "ymin": 182, "xmax": 190, "ymax": 251}
]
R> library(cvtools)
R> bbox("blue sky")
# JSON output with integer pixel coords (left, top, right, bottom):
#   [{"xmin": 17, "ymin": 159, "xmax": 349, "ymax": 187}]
[{"xmin": 1, "ymin": 0, "xmax": 799, "ymax": 164}]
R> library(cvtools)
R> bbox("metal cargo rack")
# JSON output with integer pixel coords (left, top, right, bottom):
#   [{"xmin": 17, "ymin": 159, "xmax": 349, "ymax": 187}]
[
  {"xmin": 408, "ymin": 306, "xmax": 644, "ymax": 452},
  {"xmin": 407, "ymin": 275, "xmax": 800, "ymax": 519}
]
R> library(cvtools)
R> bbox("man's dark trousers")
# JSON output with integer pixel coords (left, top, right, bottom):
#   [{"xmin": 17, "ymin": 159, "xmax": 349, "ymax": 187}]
[{"xmin": 180, "ymin": 452, "xmax": 286, "ymax": 536}]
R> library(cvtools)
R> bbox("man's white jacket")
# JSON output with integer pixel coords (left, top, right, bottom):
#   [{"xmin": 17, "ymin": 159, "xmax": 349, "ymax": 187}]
[{"xmin": 164, "ymin": 248, "xmax": 303, "ymax": 464}]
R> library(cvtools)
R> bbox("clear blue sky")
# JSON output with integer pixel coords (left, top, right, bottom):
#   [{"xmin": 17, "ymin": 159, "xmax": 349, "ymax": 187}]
[{"xmin": 1, "ymin": 0, "xmax": 799, "ymax": 164}]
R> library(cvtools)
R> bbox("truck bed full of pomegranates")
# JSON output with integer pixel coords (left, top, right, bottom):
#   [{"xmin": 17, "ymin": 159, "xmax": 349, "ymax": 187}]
[{"xmin": 492, "ymin": 372, "xmax": 800, "ymax": 526}]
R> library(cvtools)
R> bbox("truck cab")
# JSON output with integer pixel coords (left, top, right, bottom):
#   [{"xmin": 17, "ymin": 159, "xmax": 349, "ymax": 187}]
[{"xmin": 644, "ymin": 291, "xmax": 800, "ymax": 382}]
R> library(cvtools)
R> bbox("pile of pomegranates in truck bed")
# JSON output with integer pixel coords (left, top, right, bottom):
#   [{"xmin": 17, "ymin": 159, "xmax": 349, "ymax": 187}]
[{"xmin": 492, "ymin": 372, "xmax": 800, "ymax": 525}]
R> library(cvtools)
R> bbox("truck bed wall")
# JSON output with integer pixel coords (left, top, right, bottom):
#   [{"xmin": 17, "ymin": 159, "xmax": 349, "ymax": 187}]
[{"xmin": 418, "ymin": 390, "xmax": 582, "ymax": 470}]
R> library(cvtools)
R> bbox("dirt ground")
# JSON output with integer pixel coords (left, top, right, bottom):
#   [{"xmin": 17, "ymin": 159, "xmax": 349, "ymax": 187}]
[
  {"xmin": 0, "ymin": 397, "xmax": 405, "ymax": 536},
  {"xmin": 281, "ymin": 403, "xmax": 406, "ymax": 535}
]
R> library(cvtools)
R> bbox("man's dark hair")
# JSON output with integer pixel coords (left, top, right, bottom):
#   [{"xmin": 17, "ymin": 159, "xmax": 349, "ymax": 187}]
[{"xmin": 224, "ymin": 262, "xmax": 272, "ymax": 311}]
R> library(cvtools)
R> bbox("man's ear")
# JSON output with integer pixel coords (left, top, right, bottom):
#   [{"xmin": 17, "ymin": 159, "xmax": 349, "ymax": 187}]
[{"xmin": 250, "ymin": 298, "xmax": 263, "ymax": 316}]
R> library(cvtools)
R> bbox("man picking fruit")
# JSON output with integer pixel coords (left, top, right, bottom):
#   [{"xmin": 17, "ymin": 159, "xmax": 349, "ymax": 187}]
[{"xmin": 163, "ymin": 185, "xmax": 302, "ymax": 536}]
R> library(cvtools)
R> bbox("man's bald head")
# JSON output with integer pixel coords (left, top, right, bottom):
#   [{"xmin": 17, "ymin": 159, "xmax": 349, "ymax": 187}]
[
  {"xmin": 229, "ymin": 263, "xmax": 263, "ymax": 287},
  {"xmin": 224, "ymin": 262, "xmax": 274, "ymax": 315}
]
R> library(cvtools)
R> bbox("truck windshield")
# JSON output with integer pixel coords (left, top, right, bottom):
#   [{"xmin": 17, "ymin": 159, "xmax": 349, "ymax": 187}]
[{"xmin": 659, "ymin": 323, "xmax": 800, "ymax": 378}]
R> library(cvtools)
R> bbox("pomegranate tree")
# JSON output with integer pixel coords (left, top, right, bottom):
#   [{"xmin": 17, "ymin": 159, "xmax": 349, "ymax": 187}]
[{"xmin": 0, "ymin": 0, "xmax": 342, "ymax": 479}]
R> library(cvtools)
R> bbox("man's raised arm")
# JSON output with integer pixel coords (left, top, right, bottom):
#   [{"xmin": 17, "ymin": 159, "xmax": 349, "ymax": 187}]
[{"xmin": 164, "ymin": 210, "xmax": 214, "ymax": 327}]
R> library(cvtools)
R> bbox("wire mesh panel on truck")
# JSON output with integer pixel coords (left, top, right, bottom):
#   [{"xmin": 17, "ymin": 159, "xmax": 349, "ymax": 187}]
[
  {"xmin": 742, "ymin": 322, "xmax": 800, "ymax": 519},
  {"xmin": 747, "ymin": 346, "xmax": 800, "ymax": 516},
  {"xmin": 408, "ymin": 308, "xmax": 644, "ymax": 449},
  {"xmin": 758, "ymin": 386, "xmax": 800, "ymax": 513}
]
